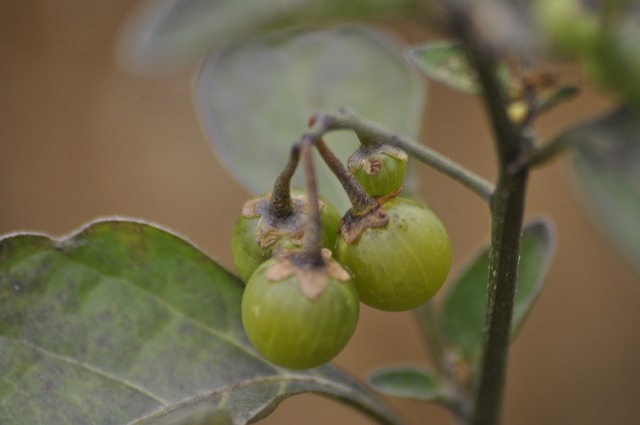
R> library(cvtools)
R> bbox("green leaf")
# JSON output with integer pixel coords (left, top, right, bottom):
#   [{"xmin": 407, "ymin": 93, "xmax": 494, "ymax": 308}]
[
  {"xmin": 270, "ymin": 0, "xmax": 419, "ymax": 27},
  {"xmin": 368, "ymin": 366, "xmax": 443, "ymax": 401},
  {"xmin": 119, "ymin": 0, "xmax": 419, "ymax": 74},
  {"xmin": 0, "ymin": 219, "xmax": 404, "ymax": 425},
  {"xmin": 119, "ymin": 0, "xmax": 312, "ymax": 74},
  {"xmin": 196, "ymin": 26, "xmax": 425, "ymax": 212},
  {"xmin": 407, "ymin": 40, "xmax": 511, "ymax": 94},
  {"xmin": 437, "ymin": 219, "xmax": 555, "ymax": 361},
  {"xmin": 567, "ymin": 106, "xmax": 640, "ymax": 275}
]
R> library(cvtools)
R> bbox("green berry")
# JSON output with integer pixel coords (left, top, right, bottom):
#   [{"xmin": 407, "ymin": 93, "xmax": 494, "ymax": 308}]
[
  {"xmin": 241, "ymin": 252, "xmax": 359, "ymax": 369},
  {"xmin": 348, "ymin": 145, "xmax": 407, "ymax": 197},
  {"xmin": 231, "ymin": 190, "xmax": 340, "ymax": 283},
  {"xmin": 335, "ymin": 197, "xmax": 451, "ymax": 312}
]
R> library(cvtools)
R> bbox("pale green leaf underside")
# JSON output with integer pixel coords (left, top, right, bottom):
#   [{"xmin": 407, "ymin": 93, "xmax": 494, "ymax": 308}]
[
  {"xmin": 566, "ymin": 106, "xmax": 640, "ymax": 275},
  {"xmin": 407, "ymin": 40, "xmax": 511, "ymax": 95},
  {"xmin": 0, "ymin": 219, "xmax": 402, "ymax": 425},
  {"xmin": 196, "ymin": 25, "xmax": 425, "ymax": 212},
  {"xmin": 438, "ymin": 219, "xmax": 555, "ymax": 360},
  {"xmin": 119, "ymin": 0, "xmax": 419, "ymax": 75},
  {"xmin": 368, "ymin": 366, "xmax": 442, "ymax": 401},
  {"xmin": 119, "ymin": 0, "xmax": 311, "ymax": 74}
]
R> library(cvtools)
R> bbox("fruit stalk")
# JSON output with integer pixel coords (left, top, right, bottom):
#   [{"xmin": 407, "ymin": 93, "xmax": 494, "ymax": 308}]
[
  {"xmin": 268, "ymin": 144, "xmax": 300, "ymax": 218},
  {"xmin": 315, "ymin": 139, "xmax": 379, "ymax": 215},
  {"xmin": 324, "ymin": 108, "xmax": 495, "ymax": 203},
  {"xmin": 299, "ymin": 138, "xmax": 325, "ymax": 267}
]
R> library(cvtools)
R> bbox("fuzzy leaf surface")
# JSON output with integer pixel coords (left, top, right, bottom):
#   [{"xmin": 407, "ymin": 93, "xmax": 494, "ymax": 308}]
[
  {"xmin": 196, "ymin": 26, "xmax": 425, "ymax": 212},
  {"xmin": 407, "ymin": 40, "xmax": 511, "ymax": 94},
  {"xmin": 368, "ymin": 366, "xmax": 443, "ymax": 401},
  {"xmin": 0, "ymin": 219, "xmax": 403, "ymax": 425},
  {"xmin": 438, "ymin": 219, "xmax": 555, "ymax": 360},
  {"xmin": 120, "ymin": 0, "xmax": 418, "ymax": 74}
]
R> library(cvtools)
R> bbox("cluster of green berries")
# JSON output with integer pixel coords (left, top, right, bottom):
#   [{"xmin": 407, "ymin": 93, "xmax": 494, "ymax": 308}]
[{"xmin": 232, "ymin": 144, "xmax": 451, "ymax": 369}]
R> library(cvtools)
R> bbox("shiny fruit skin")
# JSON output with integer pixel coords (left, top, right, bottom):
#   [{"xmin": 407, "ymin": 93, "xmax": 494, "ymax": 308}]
[
  {"xmin": 231, "ymin": 192, "xmax": 341, "ymax": 283},
  {"xmin": 351, "ymin": 152, "xmax": 407, "ymax": 197},
  {"xmin": 335, "ymin": 197, "xmax": 451, "ymax": 312},
  {"xmin": 241, "ymin": 258, "xmax": 359, "ymax": 369}
]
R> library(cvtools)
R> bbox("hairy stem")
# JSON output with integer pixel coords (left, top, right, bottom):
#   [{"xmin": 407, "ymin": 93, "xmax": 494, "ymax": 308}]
[
  {"xmin": 471, "ymin": 169, "xmax": 528, "ymax": 425},
  {"xmin": 314, "ymin": 138, "xmax": 378, "ymax": 215},
  {"xmin": 299, "ymin": 138, "xmax": 324, "ymax": 267},
  {"xmin": 268, "ymin": 144, "xmax": 300, "ymax": 218},
  {"xmin": 446, "ymin": 6, "xmax": 531, "ymax": 425}
]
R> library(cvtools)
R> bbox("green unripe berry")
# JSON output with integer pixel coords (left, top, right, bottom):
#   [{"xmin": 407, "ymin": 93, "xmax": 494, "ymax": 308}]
[
  {"xmin": 348, "ymin": 145, "xmax": 408, "ymax": 197},
  {"xmin": 241, "ymin": 252, "xmax": 359, "ymax": 369},
  {"xmin": 335, "ymin": 197, "xmax": 451, "ymax": 312}
]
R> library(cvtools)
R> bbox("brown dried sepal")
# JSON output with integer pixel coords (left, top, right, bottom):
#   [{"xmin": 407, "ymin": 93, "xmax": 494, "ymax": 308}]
[
  {"xmin": 264, "ymin": 248, "xmax": 351, "ymax": 300},
  {"xmin": 364, "ymin": 157, "xmax": 383, "ymax": 176},
  {"xmin": 347, "ymin": 143, "xmax": 408, "ymax": 174},
  {"xmin": 241, "ymin": 192, "xmax": 326, "ymax": 249},
  {"xmin": 339, "ymin": 203, "xmax": 389, "ymax": 244}
]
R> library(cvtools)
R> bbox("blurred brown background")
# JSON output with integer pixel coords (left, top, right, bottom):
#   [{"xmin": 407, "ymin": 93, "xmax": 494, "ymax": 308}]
[{"xmin": 2, "ymin": 1, "xmax": 640, "ymax": 424}]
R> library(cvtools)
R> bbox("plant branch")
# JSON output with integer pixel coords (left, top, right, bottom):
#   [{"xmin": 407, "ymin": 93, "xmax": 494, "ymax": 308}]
[
  {"xmin": 448, "ymin": 7, "xmax": 520, "ymax": 166},
  {"xmin": 319, "ymin": 109, "xmax": 495, "ymax": 203},
  {"xmin": 442, "ymin": 5, "xmax": 532, "ymax": 425},
  {"xmin": 512, "ymin": 135, "xmax": 573, "ymax": 171},
  {"xmin": 470, "ymin": 169, "xmax": 528, "ymax": 425}
]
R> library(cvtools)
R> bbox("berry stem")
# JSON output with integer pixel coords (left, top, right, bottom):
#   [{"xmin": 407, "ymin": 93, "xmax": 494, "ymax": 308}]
[
  {"xmin": 299, "ymin": 138, "xmax": 325, "ymax": 268},
  {"xmin": 315, "ymin": 139, "xmax": 378, "ymax": 216},
  {"xmin": 267, "ymin": 144, "xmax": 300, "ymax": 218}
]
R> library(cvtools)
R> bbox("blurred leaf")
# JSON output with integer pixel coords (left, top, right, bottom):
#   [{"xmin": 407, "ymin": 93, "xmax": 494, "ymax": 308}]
[
  {"xmin": 270, "ymin": 0, "xmax": 419, "ymax": 27},
  {"xmin": 407, "ymin": 40, "xmax": 511, "ymax": 94},
  {"xmin": 438, "ymin": 219, "xmax": 555, "ymax": 361},
  {"xmin": 119, "ymin": 0, "xmax": 419, "ymax": 75},
  {"xmin": 119, "ymin": 0, "xmax": 311, "ymax": 74},
  {"xmin": 567, "ymin": 106, "xmax": 640, "ymax": 275},
  {"xmin": 196, "ymin": 26, "xmax": 425, "ymax": 212},
  {"xmin": 368, "ymin": 366, "xmax": 443, "ymax": 401},
  {"xmin": 0, "ymin": 219, "xmax": 404, "ymax": 425}
]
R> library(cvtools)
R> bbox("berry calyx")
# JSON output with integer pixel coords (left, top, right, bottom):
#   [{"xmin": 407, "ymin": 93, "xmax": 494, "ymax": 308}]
[
  {"xmin": 348, "ymin": 144, "xmax": 408, "ymax": 197},
  {"xmin": 231, "ymin": 190, "xmax": 340, "ymax": 283}
]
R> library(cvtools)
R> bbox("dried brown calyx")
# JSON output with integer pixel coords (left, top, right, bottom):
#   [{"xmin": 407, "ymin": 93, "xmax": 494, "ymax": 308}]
[
  {"xmin": 339, "ymin": 204, "xmax": 388, "ymax": 244},
  {"xmin": 241, "ymin": 191, "xmax": 327, "ymax": 249},
  {"xmin": 347, "ymin": 143, "xmax": 408, "ymax": 176},
  {"xmin": 338, "ymin": 186, "xmax": 409, "ymax": 243},
  {"xmin": 265, "ymin": 248, "xmax": 351, "ymax": 300}
]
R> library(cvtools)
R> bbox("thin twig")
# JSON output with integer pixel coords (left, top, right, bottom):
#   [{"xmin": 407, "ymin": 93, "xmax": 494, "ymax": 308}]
[
  {"xmin": 299, "ymin": 138, "xmax": 324, "ymax": 267},
  {"xmin": 320, "ymin": 108, "xmax": 495, "ymax": 202},
  {"xmin": 268, "ymin": 144, "xmax": 300, "ymax": 217}
]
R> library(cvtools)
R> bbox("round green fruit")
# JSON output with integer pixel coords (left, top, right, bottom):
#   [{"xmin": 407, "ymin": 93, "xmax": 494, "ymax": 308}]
[
  {"xmin": 348, "ymin": 146, "xmax": 407, "ymax": 197},
  {"xmin": 231, "ymin": 191, "xmax": 341, "ymax": 283},
  {"xmin": 335, "ymin": 197, "xmax": 451, "ymax": 312},
  {"xmin": 241, "ymin": 256, "xmax": 359, "ymax": 369}
]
